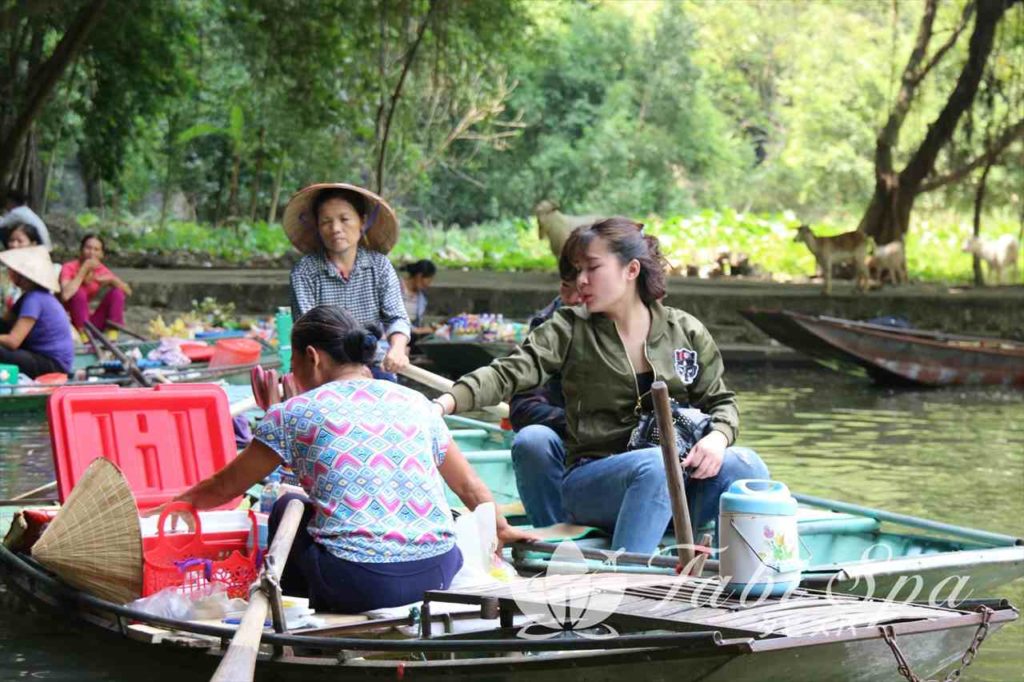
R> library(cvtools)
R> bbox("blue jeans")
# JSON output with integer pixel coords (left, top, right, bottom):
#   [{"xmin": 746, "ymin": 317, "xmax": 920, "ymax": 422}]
[
  {"xmin": 511, "ymin": 425, "xmax": 567, "ymax": 527},
  {"xmin": 562, "ymin": 446, "xmax": 769, "ymax": 555}
]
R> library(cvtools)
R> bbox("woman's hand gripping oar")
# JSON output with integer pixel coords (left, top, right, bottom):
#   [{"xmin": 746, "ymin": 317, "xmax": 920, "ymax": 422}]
[
  {"xmin": 399, "ymin": 364, "xmax": 509, "ymax": 419},
  {"xmin": 210, "ymin": 497, "xmax": 305, "ymax": 682}
]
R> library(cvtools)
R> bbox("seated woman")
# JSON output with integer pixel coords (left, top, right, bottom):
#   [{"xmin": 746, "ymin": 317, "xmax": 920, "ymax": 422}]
[
  {"xmin": 0, "ymin": 246, "xmax": 74, "ymax": 378},
  {"xmin": 166, "ymin": 305, "xmax": 533, "ymax": 613},
  {"xmin": 432, "ymin": 218, "xmax": 769, "ymax": 555},
  {"xmin": 2, "ymin": 222, "xmax": 47, "ymax": 310},
  {"xmin": 59, "ymin": 234, "xmax": 132, "ymax": 340},
  {"xmin": 400, "ymin": 259, "xmax": 437, "ymax": 331},
  {"xmin": 285, "ymin": 183, "xmax": 410, "ymax": 379}
]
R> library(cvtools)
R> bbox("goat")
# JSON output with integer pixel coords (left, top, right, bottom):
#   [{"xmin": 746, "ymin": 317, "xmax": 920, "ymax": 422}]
[
  {"xmin": 534, "ymin": 200, "xmax": 600, "ymax": 259},
  {"xmin": 793, "ymin": 225, "xmax": 869, "ymax": 295},
  {"xmin": 962, "ymin": 235, "xmax": 1019, "ymax": 286},
  {"xmin": 867, "ymin": 241, "xmax": 907, "ymax": 286}
]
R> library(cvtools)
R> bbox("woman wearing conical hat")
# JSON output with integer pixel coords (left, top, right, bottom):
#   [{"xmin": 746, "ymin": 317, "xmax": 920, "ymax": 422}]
[
  {"xmin": 283, "ymin": 183, "xmax": 410, "ymax": 379},
  {"xmin": 0, "ymin": 245, "xmax": 74, "ymax": 377}
]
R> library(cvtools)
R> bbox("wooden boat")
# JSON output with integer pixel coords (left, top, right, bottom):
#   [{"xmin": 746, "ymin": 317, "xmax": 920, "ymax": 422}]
[
  {"xmin": 0, "ymin": 340, "xmax": 281, "ymax": 414},
  {"xmin": 740, "ymin": 308, "xmax": 1024, "ymax": 387},
  {"xmin": 413, "ymin": 335, "xmax": 517, "ymax": 378},
  {"xmin": 0, "ymin": 409, "xmax": 1019, "ymax": 679},
  {"xmin": 0, "ymin": 540, "xmax": 1015, "ymax": 680},
  {"xmin": 441, "ymin": 418, "xmax": 1024, "ymax": 598}
]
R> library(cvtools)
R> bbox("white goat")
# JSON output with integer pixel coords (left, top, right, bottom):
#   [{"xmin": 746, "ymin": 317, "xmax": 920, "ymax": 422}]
[
  {"xmin": 867, "ymin": 241, "xmax": 907, "ymax": 285},
  {"xmin": 534, "ymin": 200, "xmax": 600, "ymax": 259},
  {"xmin": 962, "ymin": 235, "xmax": 1019, "ymax": 285}
]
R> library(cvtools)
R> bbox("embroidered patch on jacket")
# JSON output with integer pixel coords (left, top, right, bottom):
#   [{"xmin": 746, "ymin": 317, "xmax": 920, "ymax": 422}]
[{"xmin": 674, "ymin": 348, "xmax": 699, "ymax": 384}]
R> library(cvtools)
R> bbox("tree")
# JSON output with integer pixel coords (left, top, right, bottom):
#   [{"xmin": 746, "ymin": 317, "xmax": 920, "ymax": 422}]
[
  {"xmin": 0, "ymin": 0, "xmax": 108, "ymax": 200},
  {"xmin": 859, "ymin": 0, "xmax": 1024, "ymax": 244}
]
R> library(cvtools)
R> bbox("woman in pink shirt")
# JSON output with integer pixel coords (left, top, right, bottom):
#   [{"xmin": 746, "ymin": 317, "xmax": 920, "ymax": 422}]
[{"xmin": 59, "ymin": 233, "xmax": 132, "ymax": 337}]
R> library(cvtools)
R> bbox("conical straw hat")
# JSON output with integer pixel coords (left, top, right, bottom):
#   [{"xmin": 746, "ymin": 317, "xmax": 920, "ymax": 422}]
[
  {"xmin": 282, "ymin": 182, "xmax": 399, "ymax": 255},
  {"xmin": 0, "ymin": 245, "xmax": 59, "ymax": 293},
  {"xmin": 32, "ymin": 458, "xmax": 143, "ymax": 604}
]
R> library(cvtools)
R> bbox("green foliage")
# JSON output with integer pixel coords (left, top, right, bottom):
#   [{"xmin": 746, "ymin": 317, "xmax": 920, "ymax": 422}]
[
  {"xmin": 14, "ymin": 0, "xmax": 1022, "ymax": 257},
  {"xmin": 97, "ymin": 217, "xmax": 292, "ymax": 263},
  {"xmin": 87, "ymin": 202, "xmax": 1019, "ymax": 285}
]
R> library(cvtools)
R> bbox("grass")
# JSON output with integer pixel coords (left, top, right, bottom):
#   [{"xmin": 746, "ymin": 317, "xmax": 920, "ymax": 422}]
[{"xmin": 83, "ymin": 208, "xmax": 1022, "ymax": 285}]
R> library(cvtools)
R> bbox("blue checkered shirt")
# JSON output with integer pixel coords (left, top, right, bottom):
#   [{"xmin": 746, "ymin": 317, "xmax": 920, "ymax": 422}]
[{"xmin": 289, "ymin": 249, "xmax": 411, "ymax": 344}]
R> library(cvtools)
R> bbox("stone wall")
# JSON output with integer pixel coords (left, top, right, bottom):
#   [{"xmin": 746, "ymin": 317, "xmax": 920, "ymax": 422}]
[{"xmin": 118, "ymin": 268, "xmax": 1024, "ymax": 344}]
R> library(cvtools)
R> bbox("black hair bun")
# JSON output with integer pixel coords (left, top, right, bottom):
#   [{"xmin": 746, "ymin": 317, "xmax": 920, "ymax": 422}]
[{"xmin": 340, "ymin": 322, "xmax": 383, "ymax": 365}]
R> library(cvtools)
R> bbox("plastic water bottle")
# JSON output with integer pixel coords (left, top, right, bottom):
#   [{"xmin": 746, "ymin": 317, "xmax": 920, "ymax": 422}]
[
  {"xmin": 259, "ymin": 471, "xmax": 282, "ymax": 513},
  {"xmin": 275, "ymin": 307, "xmax": 293, "ymax": 370}
]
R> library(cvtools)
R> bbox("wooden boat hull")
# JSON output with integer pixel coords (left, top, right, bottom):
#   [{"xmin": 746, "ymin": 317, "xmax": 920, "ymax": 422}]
[
  {"xmin": 413, "ymin": 338, "xmax": 517, "ymax": 378},
  {"xmin": 0, "ymin": 543, "xmax": 1015, "ymax": 682},
  {"xmin": 443, "ymin": 437, "xmax": 1024, "ymax": 598},
  {"xmin": 740, "ymin": 309, "xmax": 1024, "ymax": 387}
]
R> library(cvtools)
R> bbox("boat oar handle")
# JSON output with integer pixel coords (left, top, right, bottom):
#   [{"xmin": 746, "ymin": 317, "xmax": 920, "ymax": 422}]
[
  {"xmin": 85, "ymin": 321, "xmax": 152, "ymax": 388},
  {"xmin": 210, "ymin": 498, "xmax": 305, "ymax": 682},
  {"xmin": 652, "ymin": 382, "xmax": 696, "ymax": 571},
  {"xmin": 399, "ymin": 364, "xmax": 509, "ymax": 419}
]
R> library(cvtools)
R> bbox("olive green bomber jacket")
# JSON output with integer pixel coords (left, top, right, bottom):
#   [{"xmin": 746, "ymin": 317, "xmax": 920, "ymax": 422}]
[{"xmin": 450, "ymin": 301, "xmax": 739, "ymax": 467}]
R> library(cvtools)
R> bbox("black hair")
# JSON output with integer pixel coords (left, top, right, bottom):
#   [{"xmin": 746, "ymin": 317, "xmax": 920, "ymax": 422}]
[
  {"xmin": 313, "ymin": 188, "xmax": 367, "ymax": 222},
  {"xmin": 81, "ymin": 233, "xmax": 105, "ymax": 251},
  {"xmin": 559, "ymin": 217, "xmax": 667, "ymax": 305},
  {"xmin": 292, "ymin": 305, "xmax": 382, "ymax": 366},
  {"xmin": 400, "ymin": 259, "xmax": 436, "ymax": 277},
  {"xmin": 3, "ymin": 223, "xmax": 42, "ymax": 248}
]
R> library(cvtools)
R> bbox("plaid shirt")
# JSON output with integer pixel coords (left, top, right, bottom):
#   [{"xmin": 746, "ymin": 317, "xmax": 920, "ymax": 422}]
[{"xmin": 290, "ymin": 248, "xmax": 411, "ymax": 342}]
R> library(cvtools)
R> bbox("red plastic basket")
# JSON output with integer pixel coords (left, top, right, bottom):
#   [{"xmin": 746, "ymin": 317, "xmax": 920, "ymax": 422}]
[{"xmin": 142, "ymin": 502, "xmax": 261, "ymax": 599}]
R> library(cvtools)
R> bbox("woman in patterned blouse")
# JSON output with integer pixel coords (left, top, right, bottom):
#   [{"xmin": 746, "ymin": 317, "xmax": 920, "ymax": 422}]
[
  {"xmin": 284, "ymin": 183, "xmax": 411, "ymax": 379},
  {"xmin": 167, "ymin": 305, "xmax": 535, "ymax": 613}
]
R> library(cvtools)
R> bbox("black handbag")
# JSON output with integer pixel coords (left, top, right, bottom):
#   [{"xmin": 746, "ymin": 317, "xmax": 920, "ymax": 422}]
[{"xmin": 626, "ymin": 399, "xmax": 713, "ymax": 462}]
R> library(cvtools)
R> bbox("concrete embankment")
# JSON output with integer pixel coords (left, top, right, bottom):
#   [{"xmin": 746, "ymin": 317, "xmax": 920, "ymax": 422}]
[{"xmin": 119, "ymin": 268, "xmax": 1024, "ymax": 348}]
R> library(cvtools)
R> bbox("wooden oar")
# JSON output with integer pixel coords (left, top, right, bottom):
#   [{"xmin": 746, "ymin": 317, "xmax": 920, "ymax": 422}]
[
  {"xmin": 651, "ymin": 382, "xmax": 696, "ymax": 573},
  {"xmin": 399, "ymin": 364, "xmax": 509, "ymax": 419},
  {"xmin": 85, "ymin": 321, "xmax": 152, "ymax": 387},
  {"xmin": 211, "ymin": 497, "xmax": 305, "ymax": 682},
  {"xmin": 107, "ymin": 320, "xmax": 149, "ymax": 341},
  {"xmin": 9, "ymin": 480, "xmax": 57, "ymax": 502}
]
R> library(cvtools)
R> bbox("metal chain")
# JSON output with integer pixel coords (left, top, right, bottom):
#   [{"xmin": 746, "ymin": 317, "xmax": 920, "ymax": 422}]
[{"xmin": 881, "ymin": 606, "xmax": 994, "ymax": 682}]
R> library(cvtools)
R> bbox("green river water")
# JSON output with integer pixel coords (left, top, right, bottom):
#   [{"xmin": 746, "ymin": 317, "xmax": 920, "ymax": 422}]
[{"xmin": 0, "ymin": 365, "xmax": 1021, "ymax": 680}]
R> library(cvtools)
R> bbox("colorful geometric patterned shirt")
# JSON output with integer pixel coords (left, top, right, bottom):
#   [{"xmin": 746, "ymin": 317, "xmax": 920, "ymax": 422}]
[{"xmin": 254, "ymin": 379, "xmax": 456, "ymax": 563}]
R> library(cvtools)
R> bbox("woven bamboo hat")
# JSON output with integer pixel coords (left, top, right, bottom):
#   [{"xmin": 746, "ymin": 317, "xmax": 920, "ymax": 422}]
[
  {"xmin": 282, "ymin": 182, "xmax": 399, "ymax": 255},
  {"xmin": 0, "ymin": 245, "xmax": 59, "ymax": 293},
  {"xmin": 32, "ymin": 458, "xmax": 143, "ymax": 604}
]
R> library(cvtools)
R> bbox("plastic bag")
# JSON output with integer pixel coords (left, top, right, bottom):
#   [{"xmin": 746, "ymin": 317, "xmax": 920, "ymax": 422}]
[
  {"xmin": 128, "ymin": 586, "xmax": 191, "ymax": 620},
  {"xmin": 449, "ymin": 502, "xmax": 516, "ymax": 590},
  {"xmin": 127, "ymin": 582, "xmax": 248, "ymax": 621}
]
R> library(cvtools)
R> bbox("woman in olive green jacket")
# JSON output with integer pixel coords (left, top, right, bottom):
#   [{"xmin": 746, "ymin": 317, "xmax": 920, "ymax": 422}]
[{"xmin": 433, "ymin": 218, "xmax": 768, "ymax": 554}]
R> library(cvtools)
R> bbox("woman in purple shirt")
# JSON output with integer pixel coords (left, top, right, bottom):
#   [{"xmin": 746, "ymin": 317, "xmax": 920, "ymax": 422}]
[{"xmin": 0, "ymin": 246, "xmax": 74, "ymax": 377}]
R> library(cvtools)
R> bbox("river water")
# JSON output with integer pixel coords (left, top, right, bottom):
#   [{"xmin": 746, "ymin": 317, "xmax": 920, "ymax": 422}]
[{"xmin": 0, "ymin": 365, "xmax": 1021, "ymax": 680}]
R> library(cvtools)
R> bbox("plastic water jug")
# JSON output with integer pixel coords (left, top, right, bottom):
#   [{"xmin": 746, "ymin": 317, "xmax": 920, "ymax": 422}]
[
  {"xmin": 275, "ymin": 307, "xmax": 293, "ymax": 370},
  {"xmin": 718, "ymin": 479, "xmax": 802, "ymax": 597}
]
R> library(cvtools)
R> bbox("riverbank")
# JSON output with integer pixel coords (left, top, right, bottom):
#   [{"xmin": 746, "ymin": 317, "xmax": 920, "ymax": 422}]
[{"xmin": 118, "ymin": 268, "xmax": 1024, "ymax": 345}]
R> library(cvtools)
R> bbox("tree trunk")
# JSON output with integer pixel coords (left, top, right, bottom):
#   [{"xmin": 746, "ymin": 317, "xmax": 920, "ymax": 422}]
[
  {"xmin": 267, "ymin": 156, "xmax": 286, "ymax": 224},
  {"xmin": 247, "ymin": 126, "xmax": 265, "ymax": 222},
  {"xmin": 860, "ymin": 0, "xmax": 1016, "ymax": 244},
  {"xmin": 972, "ymin": 161, "xmax": 993, "ymax": 286},
  {"xmin": 159, "ymin": 113, "xmax": 181, "ymax": 229},
  {"xmin": 227, "ymin": 152, "xmax": 241, "ymax": 222},
  {"xmin": 0, "ymin": 0, "xmax": 107, "ymax": 188}
]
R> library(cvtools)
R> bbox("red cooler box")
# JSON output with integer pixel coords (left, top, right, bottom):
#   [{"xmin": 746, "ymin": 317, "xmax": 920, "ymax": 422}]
[{"xmin": 48, "ymin": 384, "xmax": 261, "ymax": 598}]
